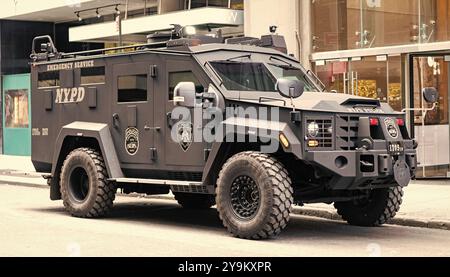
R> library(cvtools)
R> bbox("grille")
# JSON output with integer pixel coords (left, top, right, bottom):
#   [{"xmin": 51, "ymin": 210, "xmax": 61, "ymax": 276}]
[
  {"xmin": 336, "ymin": 115, "xmax": 360, "ymax": 150},
  {"xmin": 306, "ymin": 119, "xmax": 333, "ymax": 149}
]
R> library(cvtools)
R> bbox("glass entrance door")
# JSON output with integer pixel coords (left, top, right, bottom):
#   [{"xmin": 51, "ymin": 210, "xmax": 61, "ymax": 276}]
[{"xmin": 411, "ymin": 55, "xmax": 450, "ymax": 178}]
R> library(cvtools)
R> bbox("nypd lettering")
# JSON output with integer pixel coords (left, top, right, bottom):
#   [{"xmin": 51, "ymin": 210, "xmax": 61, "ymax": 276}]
[
  {"xmin": 46, "ymin": 60, "xmax": 95, "ymax": 71},
  {"xmin": 55, "ymin": 87, "xmax": 85, "ymax": 104}
]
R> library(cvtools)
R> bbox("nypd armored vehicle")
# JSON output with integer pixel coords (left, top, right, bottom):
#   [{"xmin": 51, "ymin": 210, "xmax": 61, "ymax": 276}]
[{"xmin": 30, "ymin": 26, "xmax": 431, "ymax": 239}]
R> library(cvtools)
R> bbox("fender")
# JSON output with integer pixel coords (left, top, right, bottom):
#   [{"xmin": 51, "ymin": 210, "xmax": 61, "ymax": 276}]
[
  {"xmin": 202, "ymin": 117, "xmax": 302, "ymax": 184},
  {"xmin": 52, "ymin": 122, "xmax": 124, "ymax": 179}
]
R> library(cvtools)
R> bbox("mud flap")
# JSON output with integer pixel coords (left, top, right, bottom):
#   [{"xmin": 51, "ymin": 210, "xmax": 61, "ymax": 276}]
[{"xmin": 393, "ymin": 160, "xmax": 411, "ymax": 187}]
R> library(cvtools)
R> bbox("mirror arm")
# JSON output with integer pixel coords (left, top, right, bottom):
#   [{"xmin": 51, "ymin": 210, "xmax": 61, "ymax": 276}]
[{"xmin": 402, "ymin": 102, "xmax": 437, "ymax": 118}]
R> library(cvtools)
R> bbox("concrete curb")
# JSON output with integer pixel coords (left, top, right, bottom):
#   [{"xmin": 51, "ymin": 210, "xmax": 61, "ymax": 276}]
[
  {"xmin": 1, "ymin": 176, "xmax": 449, "ymax": 231},
  {"xmin": 292, "ymin": 207, "xmax": 450, "ymax": 231}
]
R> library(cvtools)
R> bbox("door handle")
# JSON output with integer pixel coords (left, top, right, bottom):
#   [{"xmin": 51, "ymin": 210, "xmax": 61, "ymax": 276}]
[
  {"xmin": 145, "ymin": 125, "xmax": 161, "ymax": 132},
  {"xmin": 112, "ymin": 113, "xmax": 120, "ymax": 129}
]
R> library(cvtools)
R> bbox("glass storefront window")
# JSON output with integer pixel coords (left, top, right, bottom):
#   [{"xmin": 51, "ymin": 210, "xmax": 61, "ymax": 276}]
[
  {"xmin": 186, "ymin": 0, "xmax": 243, "ymax": 9},
  {"xmin": 351, "ymin": 56, "xmax": 388, "ymax": 100},
  {"xmin": 312, "ymin": 0, "xmax": 450, "ymax": 52},
  {"xmin": 314, "ymin": 55, "xmax": 404, "ymax": 111},
  {"xmin": 388, "ymin": 56, "xmax": 404, "ymax": 112},
  {"xmin": 412, "ymin": 55, "xmax": 450, "ymax": 178},
  {"xmin": 4, "ymin": 89, "xmax": 29, "ymax": 129},
  {"xmin": 413, "ymin": 56, "xmax": 449, "ymax": 125}
]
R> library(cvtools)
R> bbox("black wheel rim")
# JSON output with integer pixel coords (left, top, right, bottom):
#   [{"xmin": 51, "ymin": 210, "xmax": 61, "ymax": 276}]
[
  {"xmin": 230, "ymin": 175, "xmax": 261, "ymax": 220},
  {"xmin": 69, "ymin": 167, "xmax": 90, "ymax": 203}
]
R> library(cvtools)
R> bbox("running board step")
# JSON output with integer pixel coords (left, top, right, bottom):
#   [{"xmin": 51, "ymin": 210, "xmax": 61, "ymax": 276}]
[{"xmin": 109, "ymin": 178, "xmax": 211, "ymax": 194}]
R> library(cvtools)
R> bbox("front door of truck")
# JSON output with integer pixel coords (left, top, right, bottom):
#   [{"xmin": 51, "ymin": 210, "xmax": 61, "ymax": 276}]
[
  {"xmin": 111, "ymin": 62, "xmax": 154, "ymax": 165},
  {"xmin": 163, "ymin": 59, "xmax": 209, "ymax": 168}
]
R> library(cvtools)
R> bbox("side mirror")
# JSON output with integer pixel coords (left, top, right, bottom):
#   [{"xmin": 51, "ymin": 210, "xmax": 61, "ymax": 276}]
[
  {"xmin": 423, "ymin": 87, "xmax": 438, "ymax": 103},
  {"xmin": 173, "ymin": 82, "xmax": 196, "ymax": 108},
  {"xmin": 276, "ymin": 78, "xmax": 305, "ymax": 99}
]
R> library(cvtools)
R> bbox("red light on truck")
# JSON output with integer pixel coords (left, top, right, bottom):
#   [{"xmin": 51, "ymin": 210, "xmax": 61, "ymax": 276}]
[
  {"xmin": 370, "ymin": 118, "xmax": 379, "ymax": 126},
  {"xmin": 397, "ymin": 118, "xmax": 405, "ymax": 126}
]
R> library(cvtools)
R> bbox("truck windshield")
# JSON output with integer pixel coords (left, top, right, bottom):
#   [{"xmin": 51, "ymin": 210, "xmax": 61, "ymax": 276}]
[
  {"xmin": 210, "ymin": 61, "xmax": 320, "ymax": 92},
  {"xmin": 267, "ymin": 64, "xmax": 320, "ymax": 92},
  {"xmin": 210, "ymin": 61, "xmax": 276, "ymax": 91}
]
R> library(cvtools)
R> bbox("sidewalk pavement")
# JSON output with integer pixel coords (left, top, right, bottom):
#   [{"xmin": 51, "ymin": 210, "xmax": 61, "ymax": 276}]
[{"xmin": 0, "ymin": 155, "xmax": 449, "ymax": 230}]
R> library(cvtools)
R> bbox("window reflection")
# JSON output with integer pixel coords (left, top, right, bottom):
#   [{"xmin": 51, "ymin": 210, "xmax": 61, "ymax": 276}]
[
  {"xmin": 312, "ymin": 0, "xmax": 450, "ymax": 52},
  {"xmin": 314, "ymin": 55, "xmax": 404, "ymax": 111},
  {"xmin": 5, "ymin": 90, "xmax": 29, "ymax": 129}
]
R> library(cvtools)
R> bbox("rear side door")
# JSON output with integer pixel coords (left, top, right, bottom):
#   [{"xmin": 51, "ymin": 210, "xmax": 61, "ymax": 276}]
[{"xmin": 111, "ymin": 62, "xmax": 154, "ymax": 165}]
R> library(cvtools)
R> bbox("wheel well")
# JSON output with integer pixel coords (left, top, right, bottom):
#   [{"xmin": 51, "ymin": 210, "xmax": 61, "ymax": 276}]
[
  {"xmin": 50, "ymin": 136, "xmax": 102, "ymax": 200},
  {"xmin": 205, "ymin": 138, "xmax": 287, "ymax": 188}
]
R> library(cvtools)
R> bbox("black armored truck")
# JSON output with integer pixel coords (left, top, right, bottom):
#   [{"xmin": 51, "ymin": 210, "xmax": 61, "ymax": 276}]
[{"xmin": 30, "ymin": 27, "xmax": 432, "ymax": 239}]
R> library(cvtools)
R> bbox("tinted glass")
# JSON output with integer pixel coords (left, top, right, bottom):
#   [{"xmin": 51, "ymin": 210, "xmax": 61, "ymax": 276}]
[
  {"xmin": 168, "ymin": 71, "xmax": 204, "ymax": 100},
  {"xmin": 38, "ymin": 71, "xmax": 60, "ymax": 88},
  {"xmin": 210, "ymin": 62, "xmax": 276, "ymax": 91},
  {"xmin": 81, "ymin": 66, "xmax": 105, "ymax": 84},
  {"xmin": 118, "ymin": 75, "xmax": 147, "ymax": 103},
  {"xmin": 267, "ymin": 64, "xmax": 320, "ymax": 92}
]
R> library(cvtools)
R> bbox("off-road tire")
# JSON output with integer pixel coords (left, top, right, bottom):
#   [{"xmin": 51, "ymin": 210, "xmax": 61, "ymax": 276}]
[
  {"xmin": 174, "ymin": 193, "xmax": 216, "ymax": 209},
  {"xmin": 334, "ymin": 186, "xmax": 403, "ymax": 227},
  {"xmin": 60, "ymin": 148, "xmax": 116, "ymax": 218},
  {"xmin": 216, "ymin": 151, "xmax": 293, "ymax": 240}
]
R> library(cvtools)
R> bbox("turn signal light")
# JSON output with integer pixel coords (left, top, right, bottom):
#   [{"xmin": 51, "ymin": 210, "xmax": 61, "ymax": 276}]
[
  {"xmin": 308, "ymin": 140, "xmax": 319, "ymax": 148},
  {"xmin": 397, "ymin": 118, "xmax": 405, "ymax": 126},
  {"xmin": 279, "ymin": 133, "xmax": 290, "ymax": 148},
  {"xmin": 370, "ymin": 118, "xmax": 379, "ymax": 126}
]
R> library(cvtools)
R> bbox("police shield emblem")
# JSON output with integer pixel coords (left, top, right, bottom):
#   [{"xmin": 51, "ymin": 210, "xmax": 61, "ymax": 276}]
[
  {"xmin": 177, "ymin": 122, "xmax": 193, "ymax": 152},
  {"xmin": 384, "ymin": 118, "xmax": 399, "ymax": 139},
  {"xmin": 125, "ymin": 127, "xmax": 140, "ymax": 156}
]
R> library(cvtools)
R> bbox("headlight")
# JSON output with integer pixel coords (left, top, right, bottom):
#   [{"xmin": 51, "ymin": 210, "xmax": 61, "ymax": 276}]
[{"xmin": 307, "ymin": 122, "xmax": 320, "ymax": 137}]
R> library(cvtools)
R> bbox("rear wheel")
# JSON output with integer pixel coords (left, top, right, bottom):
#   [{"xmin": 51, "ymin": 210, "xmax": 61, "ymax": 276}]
[
  {"xmin": 216, "ymin": 152, "xmax": 293, "ymax": 240},
  {"xmin": 174, "ymin": 193, "xmax": 215, "ymax": 209},
  {"xmin": 334, "ymin": 186, "xmax": 403, "ymax": 227},
  {"xmin": 60, "ymin": 148, "xmax": 116, "ymax": 218}
]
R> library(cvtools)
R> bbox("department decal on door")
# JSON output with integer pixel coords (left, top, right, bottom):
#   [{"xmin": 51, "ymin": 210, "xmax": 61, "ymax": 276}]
[
  {"xmin": 177, "ymin": 122, "xmax": 193, "ymax": 152},
  {"xmin": 125, "ymin": 127, "xmax": 140, "ymax": 156}
]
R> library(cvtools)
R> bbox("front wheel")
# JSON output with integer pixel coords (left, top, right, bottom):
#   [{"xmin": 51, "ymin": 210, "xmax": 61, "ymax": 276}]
[
  {"xmin": 60, "ymin": 148, "xmax": 117, "ymax": 218},
  {"xmin": 216, "ymin": 152, "xmax": 293, "ymax": 240},
  {"xmin": 334, "ymin": 186, "xmax": 403, "ymax": 227}
]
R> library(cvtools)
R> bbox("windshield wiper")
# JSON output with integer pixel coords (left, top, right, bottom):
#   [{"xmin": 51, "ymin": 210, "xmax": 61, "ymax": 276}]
[
  {"xmin": 269, "ymin": 56, "xmax": 293, "ymax": 67},
  {"xmin": 226, "ymin": 54, "xmax": 252, "ymax": 62}
]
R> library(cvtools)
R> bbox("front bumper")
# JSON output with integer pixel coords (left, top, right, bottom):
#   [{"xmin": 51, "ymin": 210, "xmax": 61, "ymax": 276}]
[{"xmin": 304, "ymin": 149, "xmax": 417, "ymax": 190}]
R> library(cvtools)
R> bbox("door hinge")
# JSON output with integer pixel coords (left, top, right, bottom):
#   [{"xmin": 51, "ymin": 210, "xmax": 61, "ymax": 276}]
[
  {"xmin": 150, "ymin": 148, "xmax": 158, "ymax": 161},
  {"xmin": 150, "ymin": 65, "xmax": 157, "ymax": 78}
]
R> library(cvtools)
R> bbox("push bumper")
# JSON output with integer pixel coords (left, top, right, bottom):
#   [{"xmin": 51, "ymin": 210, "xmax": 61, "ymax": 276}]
[{"xmin": 304, "ymin": 149, "xmax": 417, "ymax": 190}]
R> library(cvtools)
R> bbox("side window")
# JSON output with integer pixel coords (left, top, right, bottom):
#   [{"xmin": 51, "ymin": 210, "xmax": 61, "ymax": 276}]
[
  {"xmin": 168, "ymin": 71, "xmax": 204, "ymax": 100},
  {"xmin": 81, "ymin": 66, "xmax": 105, "ymax": 85},
  {"xmin": 118, "ymin": 74, "xmax": 148, "ymax": 103},
  {"xmin": 38, "ymin": 71, "xmax": 60, "ymax": 88}
]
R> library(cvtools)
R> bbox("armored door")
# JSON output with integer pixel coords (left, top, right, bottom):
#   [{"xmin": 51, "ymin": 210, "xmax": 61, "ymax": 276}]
[
  {"xmin": 163, "ymin": 59, "xmax": 209, "ymax": 168},
  {"xmin": 111, "ymin": 62, "xmax": 155, "ymax": 165}
]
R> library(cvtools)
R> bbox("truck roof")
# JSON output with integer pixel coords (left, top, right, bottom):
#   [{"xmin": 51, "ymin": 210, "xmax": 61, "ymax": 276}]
[{"xmin": 31, "ymin": 35, "xmax": 295, "ymax": 66}]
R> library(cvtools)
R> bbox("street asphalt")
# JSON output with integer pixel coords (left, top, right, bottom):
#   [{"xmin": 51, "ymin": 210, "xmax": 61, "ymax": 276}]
[{"xmin": 1, "ymin": 184, "xmax": 449, "ymax": 257}]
